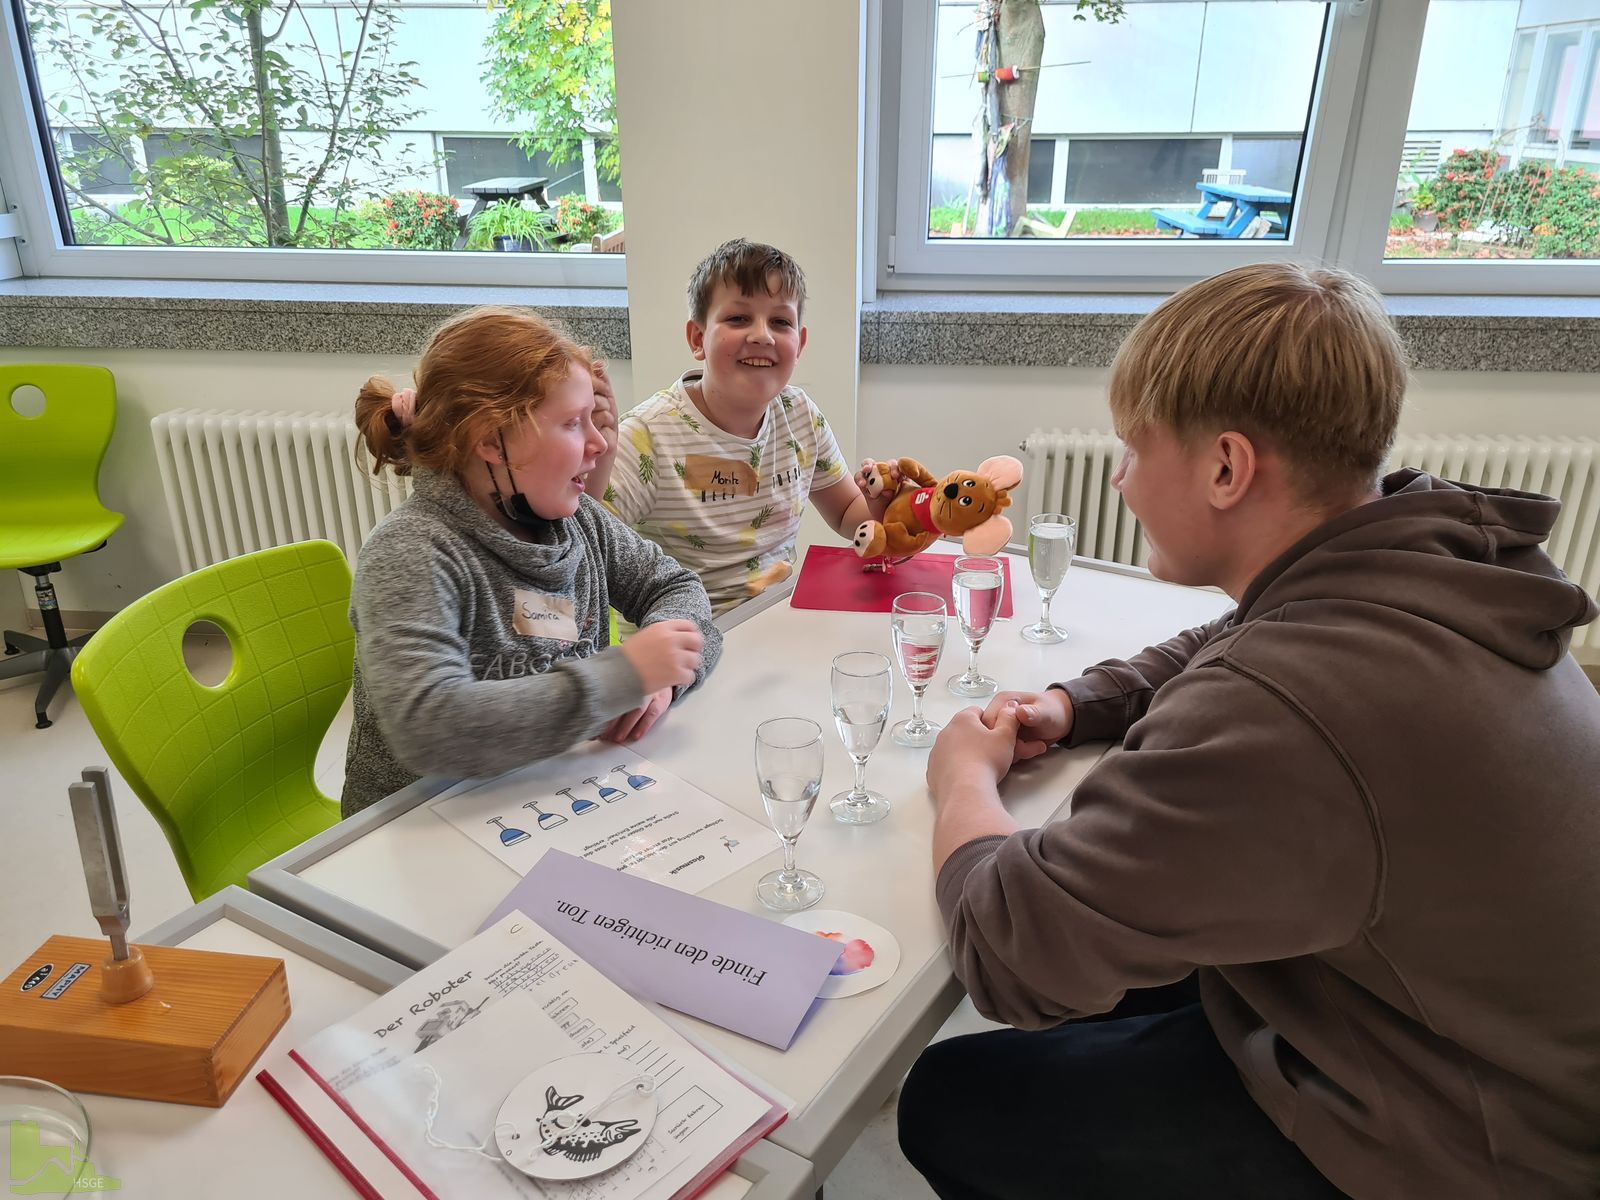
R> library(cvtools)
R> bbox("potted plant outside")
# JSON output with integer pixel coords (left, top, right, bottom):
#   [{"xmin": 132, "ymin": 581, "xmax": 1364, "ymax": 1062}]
[
  {"xmin": 467, "ymin": 200, "xmax": 551, "ymax": 252},
  {"xmin": 1410, "ymin": 182, "xmax": 1439, "ymax": 232}
]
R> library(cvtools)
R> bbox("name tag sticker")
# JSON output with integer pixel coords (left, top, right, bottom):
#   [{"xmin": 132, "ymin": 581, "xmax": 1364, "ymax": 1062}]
[
  {"xmin": 513, "ymin": 591, "xmax": 580, "ymax": 642},
  {"xmin": 685, "ymin": 454, "xmax": 760, "ymax": 498}
]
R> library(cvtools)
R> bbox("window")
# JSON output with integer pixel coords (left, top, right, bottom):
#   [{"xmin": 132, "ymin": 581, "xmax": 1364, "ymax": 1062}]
[
  {"xmin": 884, "ymin": 0, "xmax": 1600, "ymax": 294},
  {"xmin": 0, "ymin": 0, "xmax": 625, "ymax": 285},
  {"xmin": 1381, "ymin": 3, "xmax": 1599, "ymax": 267},
  {"xmin": 882, "ymin": 0, "xmax": 1365, "ymax": 284}
]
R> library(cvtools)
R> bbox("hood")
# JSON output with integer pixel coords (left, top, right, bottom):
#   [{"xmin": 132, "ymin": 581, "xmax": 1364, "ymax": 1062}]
[{"xmin": 1238, "ymin": 470, "xmax": 1597, "ymax": 671}]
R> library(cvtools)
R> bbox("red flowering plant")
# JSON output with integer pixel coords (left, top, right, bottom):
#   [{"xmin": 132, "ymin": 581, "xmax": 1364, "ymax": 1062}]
[
  {"xmin": 379, "ymin": 190, "xmax": 461, "ymax": 251},
  {"xmin": 1431, "ymin": 148, "xmax": 1501, "ymax": 230},
  {"xmin": 549, "ymin": 194, "xmax": 618, "ymax": 244},
  {"xmin": 1529, "ymin": 165, "xmax": 1600, "ymax": 259}
]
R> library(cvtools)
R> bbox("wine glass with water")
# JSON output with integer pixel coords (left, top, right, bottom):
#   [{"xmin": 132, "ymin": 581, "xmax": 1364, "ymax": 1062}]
[
  {"xmin": 890, "ymin": 592, "xmax": 946, "ymax": 748},
  {"xmin": 1022, "ymin": 513, "xmax": 1076, "ymax": 644},
  {"xmin": 948, "ymin": 555, "xmax": 1004, "ymax": 698},
  {"xmin": 829, "ymin": 651, "xmax": 894, "ymax": 824},
  {"xmin": 754, "ymin": 717, "xmax": 826, "ymax": 911}
]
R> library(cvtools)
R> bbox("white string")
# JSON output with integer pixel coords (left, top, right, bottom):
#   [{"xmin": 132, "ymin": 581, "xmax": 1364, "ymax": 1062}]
[
  {"xmin": 417, "ymin": 1064, "xmax": 521, "ymax": 1161},
  {"xmin": 536, "ymin": 1073, "xmax": 658, "ymax": 1152}
]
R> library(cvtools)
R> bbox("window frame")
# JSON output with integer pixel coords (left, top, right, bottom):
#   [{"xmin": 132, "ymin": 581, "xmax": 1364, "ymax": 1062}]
[
  {"xmin": 878, "ymin": 0, "xmax": 1373, "ymax": 292},
  {"xmin": 1335, "ymin": 1, "xmax": 1600, "ymax": 298},
  {"xmin": 0, "ymin": 0, "xmax": 625, "ymax": 288}
]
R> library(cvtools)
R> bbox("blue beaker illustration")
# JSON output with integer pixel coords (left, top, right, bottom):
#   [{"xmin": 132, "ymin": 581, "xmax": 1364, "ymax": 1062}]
[
  {"xmin": 611, "ymin": 764, "xmax": 656, "ymax": 791},
  {"xmin": 487, "ymin": 815, "xmax": 530, "ymax": 846},
  {"xmin": 522, "ymin": 799, "xmax": 567, "ymax": 831},
  {"xmin": 586, "ymin": 775, "xmax": 626, "ymax": 803},
  {"xmin": 558, "ymin": 787, "xmax": 598, "ymax": 816}
]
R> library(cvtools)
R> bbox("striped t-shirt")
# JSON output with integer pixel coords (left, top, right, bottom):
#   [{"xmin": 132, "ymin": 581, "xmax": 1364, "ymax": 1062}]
[{"xmin": 604, "ymin": 372, "xmax": 847, "ymax": 612}]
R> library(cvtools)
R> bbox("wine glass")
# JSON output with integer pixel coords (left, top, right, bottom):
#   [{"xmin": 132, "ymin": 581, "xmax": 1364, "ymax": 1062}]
[
  {"xmin": 890, "ymin": 592, "xmax": 946, "ymax": 748},
  {"xmin": 829, "ymin": 651, "xmax": 894, "ymax": 824},
  {"xmin": 754, "ymin": 717, "xmax": 826, "ymax": 911},
  {"xmin": 948, "ymin": 555, "xmax": 1004, "ymax": 698},
  {"xmin": 1022, "ymin": 513, "xmax": 1076, "ymax": 644}
]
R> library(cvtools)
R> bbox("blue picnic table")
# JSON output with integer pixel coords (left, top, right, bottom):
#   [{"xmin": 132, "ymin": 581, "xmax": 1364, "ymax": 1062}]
[{"xmin": 1152, "ymin": 181, "xmax": 1293, "ymax": 239}]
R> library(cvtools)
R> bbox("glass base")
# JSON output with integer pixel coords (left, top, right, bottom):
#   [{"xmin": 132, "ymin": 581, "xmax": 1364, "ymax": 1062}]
[
  {"xmin": 1021, "ymin": 621, "xmax": 1067, "ymax": 644},
  {"xmin": 756, "ymin": 868, "xmax": 824, "ymax": 911},
  {"xmin": 830, "ymin": 789, "xmax": 891, "ymax": 824},
  {"xmin": 947, "ymin": 670, "xmax": 997, "ymax": 698},
  {"xmin": 891, "ymin": 717, "xmax": 942, "ymax": 748}
]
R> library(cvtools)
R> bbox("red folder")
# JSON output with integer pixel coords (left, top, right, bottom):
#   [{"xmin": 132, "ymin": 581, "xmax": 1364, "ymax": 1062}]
[{"xmin": 789, "ymin": 546, "xmax": 1015, "ymax": 617}]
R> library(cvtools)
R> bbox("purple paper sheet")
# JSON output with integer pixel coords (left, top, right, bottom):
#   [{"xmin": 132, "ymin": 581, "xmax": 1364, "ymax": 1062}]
[{"xmin": 480, "ymin": 851, "xmax": 845, "ymax": 1050}]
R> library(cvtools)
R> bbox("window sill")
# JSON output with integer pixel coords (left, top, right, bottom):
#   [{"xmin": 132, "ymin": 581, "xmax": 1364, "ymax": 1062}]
[
  {"xmin": 0, "ymin": 277, "xmax": 631, "ymax": 358},
  {"xmin": 861, "ymin": 293, "xmax": 1600, "ymax": 373},
  {"xmin": 1, "ymin": 280, "xmax": 1594, "ymax": 373}
]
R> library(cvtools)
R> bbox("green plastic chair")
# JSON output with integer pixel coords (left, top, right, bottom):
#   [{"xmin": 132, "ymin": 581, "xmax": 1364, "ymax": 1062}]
[
  {"xmin": 70, "ymin": 540, "xmax": 354, "ymax": 901},
  {"xmin": 0, "ymin": 364, "xmax": 124, "ymax": 728}
]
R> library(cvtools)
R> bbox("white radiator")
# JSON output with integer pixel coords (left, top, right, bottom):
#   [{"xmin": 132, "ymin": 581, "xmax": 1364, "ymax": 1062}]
[
  {"xmin": 152, "ymin": 409, "xmax": 412, "ymax": 575},
  {"xmin": 1021, "ymin": 429, "xmax": 1600, "ymax": 650}
]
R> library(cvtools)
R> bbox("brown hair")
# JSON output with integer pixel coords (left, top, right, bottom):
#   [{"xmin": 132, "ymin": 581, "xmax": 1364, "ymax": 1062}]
[
  {"xmin": 1107, "ymin": 263, "xmax": 1407, "ymax": 496},
  {"xmin": 356, "ymin": 306, "xmax": 594, "ymax": 477},
  {"xmin": 687, "ymin": 239, "xmax": 807, "ymax": 326}
]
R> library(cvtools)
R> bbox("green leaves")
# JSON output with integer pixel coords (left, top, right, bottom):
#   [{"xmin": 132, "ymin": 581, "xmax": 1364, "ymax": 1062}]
[{"xmin": 481, "ymin": 0, "xmax": 619, "ymax": 183}]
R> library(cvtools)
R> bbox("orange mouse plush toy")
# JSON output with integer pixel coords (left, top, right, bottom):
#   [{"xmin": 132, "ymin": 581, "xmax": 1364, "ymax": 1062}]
[{"xmin": 851, "ymin": 454, "xmax": 1024, "ymax": 563}]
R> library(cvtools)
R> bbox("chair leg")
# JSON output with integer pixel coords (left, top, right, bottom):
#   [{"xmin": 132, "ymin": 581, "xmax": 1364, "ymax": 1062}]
[
  {"xmin": 4, "ymin": 630, "xmax": 48, "ymax": 655},
  {"xmin": 33, "ymin": 648, "xmax": 73, "ymax": 729},
  {"xmin": 0, "ymin": 648, "xmax": 48, "ymax": 681}
]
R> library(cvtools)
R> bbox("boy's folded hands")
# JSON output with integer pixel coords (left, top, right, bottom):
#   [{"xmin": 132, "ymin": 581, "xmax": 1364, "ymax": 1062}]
[{"xmin": 620, "ymin": 619, "xmax": 705, "ymax": 694}]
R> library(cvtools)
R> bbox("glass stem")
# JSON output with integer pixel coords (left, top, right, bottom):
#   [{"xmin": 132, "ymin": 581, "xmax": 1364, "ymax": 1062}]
[
  {"xmin": 851, "ymin": 756, "xmax": 868, "ymax": 802},
  {"xmin": 1040, "ymin": 587, "xmax": 1056, "ymax": 627},
  {"xmin": 910, "ymin": 686, "xmax": 926, "ymax": 727},
  {"xmin": 966, "ymin": 641, "xmax": 979, "ymax": 679},
  {"xmin": 780, "ymin": 836, "xmax": 797, "ymax": 881}
]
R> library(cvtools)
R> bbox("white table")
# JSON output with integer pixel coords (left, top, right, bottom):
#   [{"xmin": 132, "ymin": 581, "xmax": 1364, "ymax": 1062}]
[
  {"xmin": 251, "ymin": 558, "xmax": 1232, "ymax": 1177},
  {"xmin": 78, "ymin": 887, "xmax": 812, "ymax": 1200}
]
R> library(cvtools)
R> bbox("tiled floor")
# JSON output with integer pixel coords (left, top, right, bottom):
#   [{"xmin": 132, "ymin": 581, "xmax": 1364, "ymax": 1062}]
[{"xmin": 0, "ymin": 633, "xmax": 999, "ymax": 1197}]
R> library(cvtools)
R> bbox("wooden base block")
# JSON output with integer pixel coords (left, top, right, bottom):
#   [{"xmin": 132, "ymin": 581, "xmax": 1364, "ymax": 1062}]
[{"xmin": 0, "ymin": 934, "xmax": 290, "ymax": 1106}]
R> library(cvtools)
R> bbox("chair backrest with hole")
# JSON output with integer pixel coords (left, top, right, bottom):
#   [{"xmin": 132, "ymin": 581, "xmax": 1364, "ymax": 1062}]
[{"xmin": 71, "ymin": 540, "xmax": 354, "ymax": 899}]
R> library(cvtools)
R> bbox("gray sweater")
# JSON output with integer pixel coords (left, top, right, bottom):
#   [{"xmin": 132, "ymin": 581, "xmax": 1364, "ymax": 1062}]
[{"xmin": 341, "ymin": 468, "xmax": 721, "ymax": 815}]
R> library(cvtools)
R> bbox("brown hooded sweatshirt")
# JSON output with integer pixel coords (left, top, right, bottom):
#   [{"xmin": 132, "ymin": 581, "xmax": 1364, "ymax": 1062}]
[{"xmin": 937, "ymin": 471, "xmax": 1600, "ymax": 1198}]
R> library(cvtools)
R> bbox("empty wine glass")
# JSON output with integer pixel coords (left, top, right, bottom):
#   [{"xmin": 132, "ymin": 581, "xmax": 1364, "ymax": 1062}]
[
  {"xmin": 890, "ymin": 592, "xmax": 946, "ymax": 748},
  {"xmin": 830, "ymin": 651, "xmax": 893, "ymax": 824},
  {"xmin": 1022, "ymin": 513, "xmax": 1076, "ymax": 644},
  {"xmin": 754, "ymin": 717, "xmax": 825, "ymax": 911},
  {"xmin": 948, "ymin": 555, "xmax": 1004, "ymax": 698}
]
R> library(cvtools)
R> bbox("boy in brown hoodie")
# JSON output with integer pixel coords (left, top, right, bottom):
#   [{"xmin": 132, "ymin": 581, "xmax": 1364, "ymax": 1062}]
[{"xmin": 901, "ymin": 263, "xmax": 1600, "ymax": 1200}]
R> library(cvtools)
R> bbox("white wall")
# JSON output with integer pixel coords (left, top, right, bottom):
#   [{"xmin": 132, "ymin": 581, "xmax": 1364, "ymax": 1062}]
[
  {"xmin": 1407, "ymin": 1, "xmax": 1521, "ymax": 132},
  {"xmin": 610, "ymin": 0, "xmax": 865, "ymax": 542},
  {"xmin": 857, "ymin": 364, "xmax": 1600, "ymax": 471},
  {"xmin": 6, "ymin": 338, "xmax": 1597, "ymax": 621}
]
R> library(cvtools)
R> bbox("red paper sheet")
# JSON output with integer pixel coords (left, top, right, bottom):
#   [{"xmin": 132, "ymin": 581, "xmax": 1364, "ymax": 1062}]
[{"xmin": 789, "ymin": 545, "xmax": 1015, "ymax": 617}]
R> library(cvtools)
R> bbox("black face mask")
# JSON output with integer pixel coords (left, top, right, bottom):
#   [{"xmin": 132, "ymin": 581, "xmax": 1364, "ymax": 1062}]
[{"xmin": 486, "ymin": 432, "xmax": 557, "ymax": 531}]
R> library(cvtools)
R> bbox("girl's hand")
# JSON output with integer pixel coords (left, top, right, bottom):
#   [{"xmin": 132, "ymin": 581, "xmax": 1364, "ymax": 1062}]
[
  {"xmin": 591, "ymin": 360, "xmax": 619, "ymax": 459},
  {"xmin": 620, "ymin": 619, "xmax": 703, "ymax": 693},
  {"xmin": 600, "ymin": 688, "xmax": 672, "ymax": 743}
]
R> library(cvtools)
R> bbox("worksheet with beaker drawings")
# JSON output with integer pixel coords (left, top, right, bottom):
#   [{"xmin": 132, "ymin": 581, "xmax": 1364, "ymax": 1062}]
[{"xmin": 431, "ymin": 746, "xmax": 774, "ymax": 894}]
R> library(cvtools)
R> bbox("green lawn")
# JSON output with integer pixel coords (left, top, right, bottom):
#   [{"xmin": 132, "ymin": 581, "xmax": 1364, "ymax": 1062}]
[
  {"xmin": 928, "ymin": 204, "xmax": 1169, "ymax": 238},
  {"xmin": 70, "ymin": 204, "xmax": 388, "ymax": 248}
]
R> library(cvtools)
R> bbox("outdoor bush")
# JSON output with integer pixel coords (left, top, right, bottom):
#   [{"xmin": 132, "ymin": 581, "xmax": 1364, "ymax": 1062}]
[
  {"xmin": 549, "ymin": 194, "xmax": 618, "ymax": 243},
  {"xmin": 1432, "ymin": 148, "xmax": 1498, "ymax": 230},
  {"xmin": 381, "ymin": 190, "xmax": 461, "ymax": 251},
  {"xmin": 1530, "ymin": 165, "xmax": 1600, "ymax": 258}
]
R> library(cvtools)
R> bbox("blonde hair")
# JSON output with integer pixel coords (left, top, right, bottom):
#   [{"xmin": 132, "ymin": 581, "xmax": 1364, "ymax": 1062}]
[
  {"xmin": 356, "ymin": 306, "xmax": 594, "ymax": 477},
  {"xmin": 1108, "ymin": 263, "xmax": 1407, "ymax": 495}
]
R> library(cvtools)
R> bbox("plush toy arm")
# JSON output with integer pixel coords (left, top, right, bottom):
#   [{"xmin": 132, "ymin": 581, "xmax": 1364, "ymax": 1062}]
[
  {"xmin": 961, "ymin": 514, "xmax": 1014, "ymax": 556},
  {"xmin": 894, "ymin": 457, "xmax": 939, "ymax": 489}
]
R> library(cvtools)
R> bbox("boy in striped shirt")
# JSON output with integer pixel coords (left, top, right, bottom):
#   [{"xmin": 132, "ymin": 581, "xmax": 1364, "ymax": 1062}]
[{"xmin": 591, "ymin": 239, "xmax": 887, "ymax": 614}]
